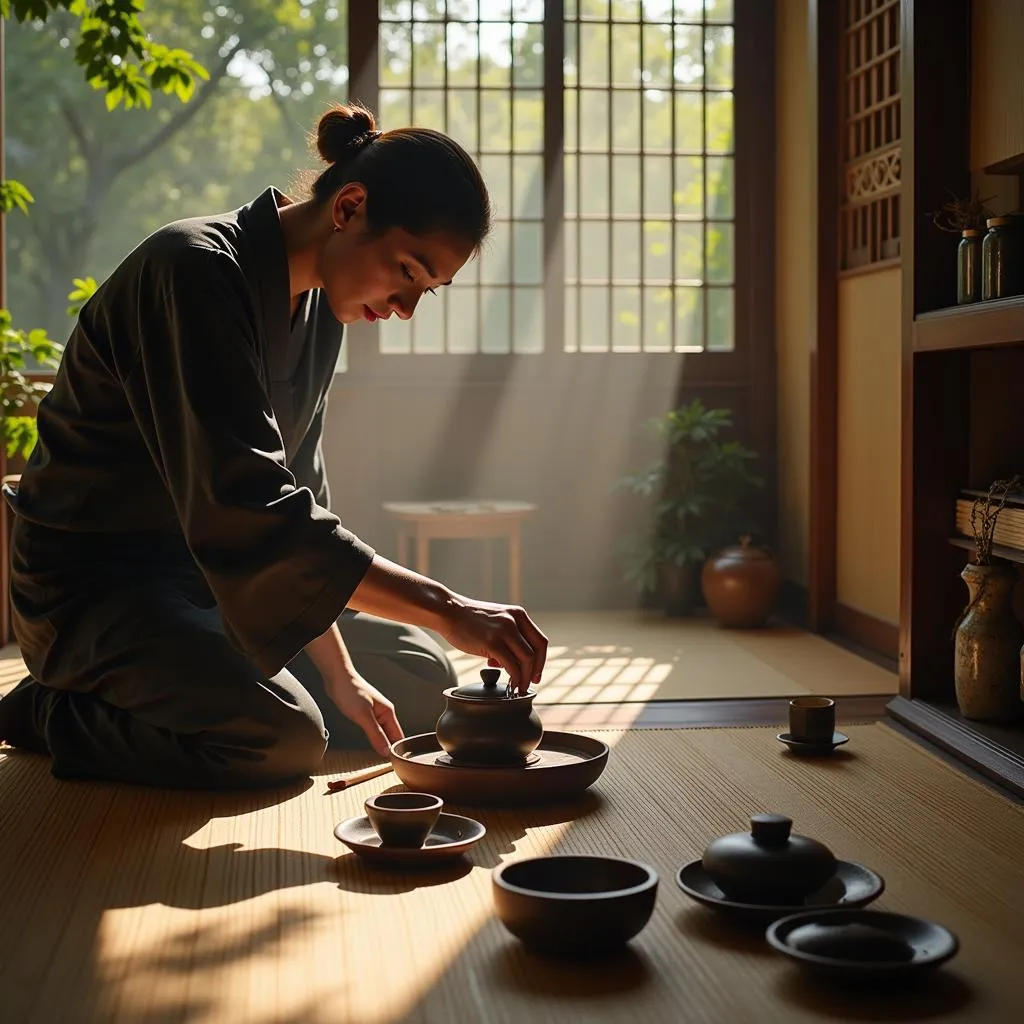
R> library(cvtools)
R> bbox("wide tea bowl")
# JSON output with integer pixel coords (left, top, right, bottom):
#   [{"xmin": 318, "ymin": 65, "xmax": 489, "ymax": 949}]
[
  {"xmin": 492, "ymin": 855, "xmax": 658, "ymax": 958},
  {"xmin": 436, "ymin": 668, "xmax": 544, "ymax": 765}
]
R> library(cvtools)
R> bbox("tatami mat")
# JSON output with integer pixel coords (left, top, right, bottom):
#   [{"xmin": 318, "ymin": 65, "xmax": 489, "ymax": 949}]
[
  {"xmin": 1, "ymin": 722, "xmax": 1021, "ymax": 1022},
  {"xmin": 447, "ymin": 611, "xmax": 897, "ymax": 702},
  {"xmin": 1, "ymin": 612, "xmax": 896, "ymax": 705}
]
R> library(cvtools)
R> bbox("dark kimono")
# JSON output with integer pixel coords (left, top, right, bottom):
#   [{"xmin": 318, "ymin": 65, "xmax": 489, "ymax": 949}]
[{"xmin": 0, "ymin": 188, "xmax": 454, "ymax": 789}]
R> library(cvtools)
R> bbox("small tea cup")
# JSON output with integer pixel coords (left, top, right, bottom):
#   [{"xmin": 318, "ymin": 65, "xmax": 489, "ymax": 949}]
[
  {"xmin": 365, "ymin": 792, "xmax": 443, "ymax": 848},
  {"xmin": 789, "ymin": 697, "xmax": 836, "ymax": 742}
]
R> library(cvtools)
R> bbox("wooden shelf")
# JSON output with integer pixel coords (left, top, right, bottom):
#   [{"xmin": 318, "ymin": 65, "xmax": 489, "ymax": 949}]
[
  {"xmin": 887, "ymin": 696, "xmax": 1024, "ymax": 800},
  {"xmin": 948, "ymin": 536, "xmax": 1024, "ymax": 564},
  {"xmin": 913, "ymin": 294, "xmax": 1024, "ymax": 352}
]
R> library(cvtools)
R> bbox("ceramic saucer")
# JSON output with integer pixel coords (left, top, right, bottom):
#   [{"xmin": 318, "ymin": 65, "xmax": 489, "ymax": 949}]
[
  {"xmin": 777, "ymin": 730, "xmax": 849, "ymax": 756},
  {"xmin": 676, "ymin": 859, "xmax": 884, "ymax": 923},
  {"xmin": 334, "ymin": 812, "xmax": 486, "ymax": 865},
  {"xmin": 766, "ymin": 909, "xmax": 959, "ymax": 979}
]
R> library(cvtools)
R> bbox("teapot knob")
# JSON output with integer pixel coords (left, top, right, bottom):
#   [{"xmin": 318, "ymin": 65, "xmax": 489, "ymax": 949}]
[
  {"xmin": 750, "ymin": 813, "xmax": 792, "ymax": 847},
  {"xmin": 479, "ymin": 667, "xmax": 502, "ymax": 688}
]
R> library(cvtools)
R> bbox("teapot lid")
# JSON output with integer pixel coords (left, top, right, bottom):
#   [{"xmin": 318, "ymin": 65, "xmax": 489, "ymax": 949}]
[
  {"xmin": 749, "ymin": 813, "xmax": 794, "ymax": 846},
  {"xmin": 452, "ymin": 667, "xmax": 527, "ymax": 700}
]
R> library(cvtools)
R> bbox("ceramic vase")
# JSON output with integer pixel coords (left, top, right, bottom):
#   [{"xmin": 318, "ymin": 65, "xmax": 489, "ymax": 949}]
[
  {"xmin": 701, "ymin": 536, "xmax": 782, "ymax": 628},
  {"xmin": 954, "ymin": 562, "xmax": 1024, "ymax": 723}
]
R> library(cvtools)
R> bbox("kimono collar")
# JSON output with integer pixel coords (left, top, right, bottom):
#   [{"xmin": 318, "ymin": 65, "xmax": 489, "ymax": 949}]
[{"xmin": 237, "ymin": 186, "xmax": 293, "ymax": 380}]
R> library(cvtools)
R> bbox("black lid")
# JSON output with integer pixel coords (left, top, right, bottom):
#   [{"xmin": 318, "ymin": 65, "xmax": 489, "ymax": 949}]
[
  {"xmin": 452, "ymin": 667, "xmax": 513, "ymax": 700},
  {"xmin": 750, "ymin": 813, "xmax": 793, "ymax": 847}
]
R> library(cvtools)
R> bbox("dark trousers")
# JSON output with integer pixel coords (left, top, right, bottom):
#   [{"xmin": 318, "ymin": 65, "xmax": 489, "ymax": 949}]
[{"xmin": 0, "ymin": 590, "xmax": 456, "ymax": 790}]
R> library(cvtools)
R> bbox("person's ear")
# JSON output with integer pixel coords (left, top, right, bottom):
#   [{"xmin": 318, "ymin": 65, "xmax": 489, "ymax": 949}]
[{"xmin": 332, "ymin": 182, "xmax": 367, "ymax": 232}]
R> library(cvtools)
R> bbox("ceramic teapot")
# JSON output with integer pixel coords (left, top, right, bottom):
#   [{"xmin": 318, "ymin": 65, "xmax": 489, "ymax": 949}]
[
  {"xmin": 701, "ymin": 813, "xmax": 837, "ymax": 904},
  {"xmin": 435, "ymin": 668, "xmax": 544, "ymax": 766}
]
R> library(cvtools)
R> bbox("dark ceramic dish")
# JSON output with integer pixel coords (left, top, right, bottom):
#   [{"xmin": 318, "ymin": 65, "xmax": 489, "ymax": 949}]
[
  {"xmin": 389, "ymin": 731, "xmax": 609, "ymax": 806},
  {"xmin": 766, "ymin": 909, "xmax": 959, "ymax": 979},
  {"xmin": 677, "ymin": 859, "xmax": 885, "ymax": 923},
  {"xmin": 492, "ymin": 855, "xmax": 658, "ymax": 957},
  {"xmin": 334, "ymin": 812, "xmax": 486, "ymax": 865},
  {"xmin": 364, "ymin": 792, "xmax": 442, "ymax": 848},
  {"xmin": 777, "ymin": 731, "xmax": 849, "ymax": 756}
]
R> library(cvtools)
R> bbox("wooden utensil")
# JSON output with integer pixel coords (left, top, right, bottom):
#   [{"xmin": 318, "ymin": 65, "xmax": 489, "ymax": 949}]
[{"xmin": 326, "ymin": 764, "xmax": 394, "ymax": 792}]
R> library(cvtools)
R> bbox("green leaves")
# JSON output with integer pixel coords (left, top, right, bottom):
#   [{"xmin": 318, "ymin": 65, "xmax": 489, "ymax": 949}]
[
  {"xmin": 5, "ymin": 0, "xmax": 208, "ymax": 110},
  {"xmin": 0, "ymin": 179, "xmax": 34, "ymax": 215},
  {"xmin": 0, "ymin": 307, "xmax": 64, "ymax": 459},
  {"xmin": 616, "ymin": 398, "xmax": 764, "ymax": 592},
  {"xmin": 66, "ymin": 276, "xmax": 98, "ymax": 317}
]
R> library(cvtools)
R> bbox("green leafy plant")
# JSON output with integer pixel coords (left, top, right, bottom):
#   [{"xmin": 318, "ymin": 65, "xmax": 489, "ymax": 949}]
[
  {"xmin": 616, "ymin": 399, "xmax": 764, "ymax": 595},
  {"xmin": 0, "ymin": 310, "xmax": 63, "ymax": 459},
  {"xmin": 66, "ymin": 276, "xmax": 98, "ymax": 318},
  {"xmin": 2, "ymin": 0, "xmax": 207, "ymax": 111}
]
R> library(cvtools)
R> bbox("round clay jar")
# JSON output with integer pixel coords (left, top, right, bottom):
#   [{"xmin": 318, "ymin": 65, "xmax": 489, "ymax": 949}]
[{"xmin": 701, "ymin": 536, "xmax": 782, "ymax": 628}]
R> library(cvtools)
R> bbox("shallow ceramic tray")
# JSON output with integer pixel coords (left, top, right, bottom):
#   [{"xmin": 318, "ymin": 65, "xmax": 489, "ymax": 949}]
[
  {"xmin": 334, "ymin": 812, "xmax": 486, "ymax": 865},
  {"xmin": 676, "ymin": 859, "xmax": 885, "ymax": 924},
  {"xmin": 388, "ymin": 731, "xmax": 609, "ymax": 806},
  {"xmin": 766, "ymin": 909, "xmax": 959, "ymax": 979}
]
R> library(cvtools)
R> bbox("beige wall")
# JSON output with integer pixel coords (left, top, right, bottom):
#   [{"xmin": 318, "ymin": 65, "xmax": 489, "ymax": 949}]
[
  {"xmin": 836, "ymin": 270, "xmax": 902, "ymax": 625},
  {"xmin": 774, "ymin": 0, "xmax": 901, "ymax": 624},
  {"xmin": 774, "ymin": 0, "xmax": 812, "ymax": 588}
]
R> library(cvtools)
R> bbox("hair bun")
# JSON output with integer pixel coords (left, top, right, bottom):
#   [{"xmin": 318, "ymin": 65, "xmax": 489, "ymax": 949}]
[{"xmin": 315, "ymin": 103, "xmax": 379, "ymax": 164}]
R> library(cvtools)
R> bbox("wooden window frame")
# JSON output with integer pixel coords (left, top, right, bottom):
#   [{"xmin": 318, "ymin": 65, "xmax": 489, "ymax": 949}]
[{"xmin": 343, "ymin": 1, "xmax": 775, "ymax": 395}]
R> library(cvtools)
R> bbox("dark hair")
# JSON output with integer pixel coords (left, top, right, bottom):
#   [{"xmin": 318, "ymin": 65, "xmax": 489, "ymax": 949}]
[{"xmin": 306, "ymin": 102, "xmax": 492, "ymax": 253}]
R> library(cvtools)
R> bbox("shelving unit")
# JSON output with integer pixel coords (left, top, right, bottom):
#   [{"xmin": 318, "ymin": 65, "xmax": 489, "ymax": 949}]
[
  {"xmin": 913, "ymin": 295, "xmax": 1024, "ymax": 352},
  {"xmin": 893, "ymin": 2, "xmax": 1024, "ymax": 800},
  {"xmin": 948, "ymin": 536, "xmax": 1024, "ymax": 565}
]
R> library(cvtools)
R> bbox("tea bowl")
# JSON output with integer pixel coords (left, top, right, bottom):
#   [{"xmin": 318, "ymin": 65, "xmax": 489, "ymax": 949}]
[
  {"xmin": 492, "ymin": 855, "xmax": 658, "ymax": 958},
  {"xmin": 365, "ymin": 792, "xmax": 443, "ymax": 848}
]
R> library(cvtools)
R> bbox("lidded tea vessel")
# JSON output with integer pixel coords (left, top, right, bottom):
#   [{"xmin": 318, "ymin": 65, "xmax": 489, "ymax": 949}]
[
  {"xmin": 702, "ymin": 813, "xmax": 837, "ymax": 904},
  {"xmin": 436, "ymin": 668, "xmax": 544, "ymax": 766}
]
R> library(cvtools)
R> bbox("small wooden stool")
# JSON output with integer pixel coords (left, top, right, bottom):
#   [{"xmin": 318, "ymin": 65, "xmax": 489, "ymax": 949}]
[{"xmin": 382, "ymin": 500, "xmax": 538, "ymax": 604}]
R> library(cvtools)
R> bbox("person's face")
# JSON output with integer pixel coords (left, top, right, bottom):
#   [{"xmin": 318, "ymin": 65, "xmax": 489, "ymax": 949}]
[{"xmin": 317, "ymin": 183, "xmax": 475, "ymax": 325}]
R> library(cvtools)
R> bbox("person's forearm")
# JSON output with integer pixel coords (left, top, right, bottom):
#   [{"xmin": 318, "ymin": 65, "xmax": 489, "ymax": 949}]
[
  {"xmin": 347, "ymin": 554, "xmax": 459, "ymax": 636},
  {"xmin": 305, "ymin": 621, "xmax": 360, "ymax": 687}
]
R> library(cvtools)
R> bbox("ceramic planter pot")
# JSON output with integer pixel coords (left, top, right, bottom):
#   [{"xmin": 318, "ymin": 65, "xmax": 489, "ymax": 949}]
[
  {"xmin": 435, "ymin": 668, "xmax": 544, "ymax": 765},
  {"xmin": 701, "ymin": 536, "xmax": 782, "ymax": 628}
]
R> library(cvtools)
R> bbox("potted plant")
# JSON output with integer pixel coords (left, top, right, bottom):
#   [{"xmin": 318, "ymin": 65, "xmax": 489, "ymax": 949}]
[
  {"xmin": 930, "ymin": 189, "xmax": 997, "ymax": 304},
  {"xmin": 0, "ymin": 311, "xmax": 64, "ymax": 468},
  {"xmin": 953, "ymin": 476, "xmax": 1024, "ymax": 723},
  {"xmin": 616, "ymin": 399, "xmax": 763, "ymax": 616}
]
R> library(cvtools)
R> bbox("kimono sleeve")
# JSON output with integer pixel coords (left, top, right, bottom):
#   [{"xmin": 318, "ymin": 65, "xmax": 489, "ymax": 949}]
[
  {"xmin": 121, "ymin": 245, "xmax": 373, "ymax": 675},
  {"xmin": 289, "ymin": 392, "xmax": 332, "ymax": 511}
]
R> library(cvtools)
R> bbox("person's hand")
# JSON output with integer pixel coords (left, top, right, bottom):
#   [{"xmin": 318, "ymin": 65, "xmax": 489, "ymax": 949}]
[
  {"xmin": 440, "ymin": 598, "xmax": 548, "ymax": 694},
  {"xmin": 324, "ymin": 672, "xmax": 404, "ymax": 758}
]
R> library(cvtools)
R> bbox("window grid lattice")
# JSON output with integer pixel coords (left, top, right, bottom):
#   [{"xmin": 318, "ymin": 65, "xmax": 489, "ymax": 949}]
[
  {"xmin": 565, "ymin": 0, "xmax": 735, "ymax": 353},
  {"xmin": 840, "ymin": 0, "xmax": 901, "ymax": 271},
  {"xmin": 376, "ymin": 1, "xmax": 735, "ymax": 355},
  {"xmin": 378, "ymin": 1, "xmax": 545, "ymax": 355}
]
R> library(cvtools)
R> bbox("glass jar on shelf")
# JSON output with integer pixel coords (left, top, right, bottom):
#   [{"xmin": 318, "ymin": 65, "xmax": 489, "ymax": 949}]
[
  {"xmin": 958, "ymin": 229, "xmax": 983, "ymax": 304},
  {"xmin": 981, "ymin": 213, "xmax": 1024, "ymax": 301}
]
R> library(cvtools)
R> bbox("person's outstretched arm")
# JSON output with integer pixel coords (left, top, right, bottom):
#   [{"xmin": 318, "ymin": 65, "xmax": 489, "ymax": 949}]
[{"xmin": 348, "ymin": 555, "xmax": 548, "ymax": 695}]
